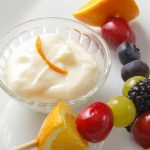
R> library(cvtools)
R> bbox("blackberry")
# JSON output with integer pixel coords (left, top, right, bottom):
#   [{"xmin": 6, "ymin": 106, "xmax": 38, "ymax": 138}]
[
  {"xmin": 128, "ymin": 79, "xmax": 150, "ymax": 116},
  {"xmin": 125, "ymin": 79, "xmax": 150, "ymax": 132}
]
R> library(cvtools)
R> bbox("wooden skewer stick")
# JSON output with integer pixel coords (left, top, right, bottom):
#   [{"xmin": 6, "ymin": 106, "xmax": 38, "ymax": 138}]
[{"xmin": 13, "ymin": 139, "xmax": 37, "ymax": 150}]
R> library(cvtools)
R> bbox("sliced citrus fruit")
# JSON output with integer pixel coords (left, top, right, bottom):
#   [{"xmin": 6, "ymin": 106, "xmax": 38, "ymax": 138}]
[
  {"xmin": 73, "ymin": 0, "xmax": 139, "ymax": 26},
  {"xmin": 37, "ymin": 103, "xmax": 89, "ymax": 150},
  {"xmin": 36, "ymin": 36, "xmax": 68, "ymax": 75}
]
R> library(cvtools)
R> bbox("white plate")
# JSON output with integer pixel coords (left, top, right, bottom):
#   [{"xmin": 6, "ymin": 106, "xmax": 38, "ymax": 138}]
[{"xmin": 0, "ymin": 0, "xmax": 150, "ymax": 149}]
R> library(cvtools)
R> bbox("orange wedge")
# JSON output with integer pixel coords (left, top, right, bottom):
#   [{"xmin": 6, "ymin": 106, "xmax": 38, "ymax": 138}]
[
  {"xmin": 36, "ymin": 36, "xmax": 68, "ymax": 75},
  {"xmin": 73, "ymin": 0, "xmax": 139, "ymax": 26},
  {"xmin": 37, "ymin": 103, "xmax": 88, "ymax": 150}
]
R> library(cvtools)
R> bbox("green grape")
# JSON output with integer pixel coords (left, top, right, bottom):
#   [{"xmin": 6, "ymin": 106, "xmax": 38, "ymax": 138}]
[
  {"xmin": 107, "ymin": 96, "xmax": 136, "ymax": 127},
  {"xmin": 122, "ymin": 76, "xmax": 145, "ymax": 96}
]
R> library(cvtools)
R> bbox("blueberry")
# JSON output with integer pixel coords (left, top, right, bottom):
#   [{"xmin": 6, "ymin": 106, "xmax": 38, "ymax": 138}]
[
  {"xmin": 121, "ymin": 60, "xmax": 150, "ymax": 81},
  {"xmin": 117, "ymin": 42, "xmax": 141, "ymax": 65}
]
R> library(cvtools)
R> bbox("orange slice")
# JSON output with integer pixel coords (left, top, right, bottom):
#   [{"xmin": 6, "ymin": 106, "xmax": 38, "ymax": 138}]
[
  {"xmin": 73, "ymin": 0, "xmax": 139, "ymax": 26},
  {"xmin": 36, "ymin": 36, "xmax": 68, "ymax": 75},
  {"xmin": 37, "ymin": 103, "xmax": 88, "ymax": 150}
]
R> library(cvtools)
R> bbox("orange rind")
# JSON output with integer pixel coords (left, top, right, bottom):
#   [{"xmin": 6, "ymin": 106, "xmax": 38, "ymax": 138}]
[{"xmin": 36, "ymin": 36, "xmax": 68, "ymax": 75}]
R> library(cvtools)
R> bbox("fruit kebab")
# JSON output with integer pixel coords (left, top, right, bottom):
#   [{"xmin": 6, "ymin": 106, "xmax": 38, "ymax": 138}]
[
  {"xmin": 14, "ymin": 102, "xmax": 114, "ymax": 150},
  {"xmin": 73, "ymin": 0, "xmax": 150, "ymax": 149},
  {"xmin": 13, "ymin": 83, "xmax": 150, "ymax": 150},
  {"xmin": 97, "ymin": 3, "xmax": 150, "ymax": 147}
]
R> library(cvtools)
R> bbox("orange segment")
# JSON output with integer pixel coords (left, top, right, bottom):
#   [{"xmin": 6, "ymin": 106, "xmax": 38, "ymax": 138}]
[
  {"xmin": 36, "ymin": 36, "xmax": 68, "ymax": 75},
  {"xmin": 37, "ymin": 103, "xmax": 88, "ymax": 150},
  {"xmin": 73, "ymin": 0, "xmax": 139, "ymax": 26}
]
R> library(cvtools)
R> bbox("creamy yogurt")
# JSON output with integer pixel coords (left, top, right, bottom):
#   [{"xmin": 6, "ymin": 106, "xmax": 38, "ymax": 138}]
[{"xmin": 5, "ymin": 34, "xmax": 100, "ymax": 102}]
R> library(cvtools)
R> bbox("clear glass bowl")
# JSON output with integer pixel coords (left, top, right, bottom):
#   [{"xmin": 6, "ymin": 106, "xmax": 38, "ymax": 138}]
[{"xmin": 0, "ymin": 17, "xmax": 111, "ymax": 113}]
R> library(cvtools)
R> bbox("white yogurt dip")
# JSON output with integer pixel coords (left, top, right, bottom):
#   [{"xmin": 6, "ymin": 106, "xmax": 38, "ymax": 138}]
[{"xmin": 5, "ymin": 34, "xmax": 100, "ymax": 102}]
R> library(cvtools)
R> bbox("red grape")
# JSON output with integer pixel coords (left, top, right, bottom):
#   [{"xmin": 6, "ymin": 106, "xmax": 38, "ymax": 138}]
[
  {"xmin": 76, "ymin": 102, "xmax": 113, "ymax": 143},
  {"xmin": 101, "ymin": 17, "xmax": 136, "ymax": 46},
  {"xmin": 132, "ymin": 110, "xmax": 150, "ymax": 149}
]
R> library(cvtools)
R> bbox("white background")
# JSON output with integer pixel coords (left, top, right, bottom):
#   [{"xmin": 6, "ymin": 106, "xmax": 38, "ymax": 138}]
[{"xmin": 0, "ymin": 0, "xmax": 150, "ymax": 149}]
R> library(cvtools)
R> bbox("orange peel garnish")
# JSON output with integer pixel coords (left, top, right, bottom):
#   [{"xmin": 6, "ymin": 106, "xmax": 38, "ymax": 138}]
[{"xmin": 36, "ymin": 36, "xmax": 68, "ymax": 75}]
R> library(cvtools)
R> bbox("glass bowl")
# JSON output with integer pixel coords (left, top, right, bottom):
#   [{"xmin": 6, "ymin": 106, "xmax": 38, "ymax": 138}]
[{"xmin": 0, "ymin": 17, "xmax": 111, "ymax": 113}]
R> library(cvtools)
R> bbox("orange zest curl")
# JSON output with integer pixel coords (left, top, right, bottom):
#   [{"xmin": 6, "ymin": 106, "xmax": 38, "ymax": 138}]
[{"xmin": 36, "ymin": 36, "xmax": 68, "ymax": 75}]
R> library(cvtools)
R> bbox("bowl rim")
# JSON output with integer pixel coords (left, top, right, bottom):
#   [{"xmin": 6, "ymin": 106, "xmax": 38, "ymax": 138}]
[{"xmin": 0, "ymin": 17, "xmax": 111, "ymax": 107}]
